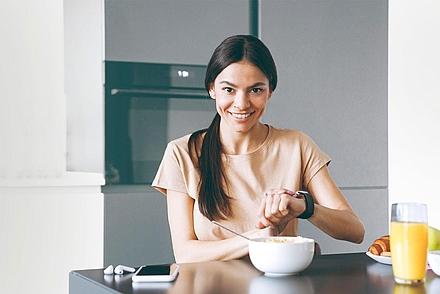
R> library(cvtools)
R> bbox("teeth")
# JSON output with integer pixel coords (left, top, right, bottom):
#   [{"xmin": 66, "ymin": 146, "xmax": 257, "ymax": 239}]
[{"xmin": 231, "ymin": 112, "xmax": 252, "ymax": 119}]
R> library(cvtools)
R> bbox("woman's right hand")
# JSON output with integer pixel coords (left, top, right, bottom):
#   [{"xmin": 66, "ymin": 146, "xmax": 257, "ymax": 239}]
[
  {"xmin": 256, "ymin": 188, "xmax": 306, "ymax": 231},
  {"xmin": 244, "ymin": 226, "xmax": 279, "ymax": 240}
]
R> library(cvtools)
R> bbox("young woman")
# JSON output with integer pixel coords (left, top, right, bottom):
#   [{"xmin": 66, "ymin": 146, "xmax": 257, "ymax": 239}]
[{"xmin": 152, "ymin": 35, "xmax": 364, "ymax": 263}]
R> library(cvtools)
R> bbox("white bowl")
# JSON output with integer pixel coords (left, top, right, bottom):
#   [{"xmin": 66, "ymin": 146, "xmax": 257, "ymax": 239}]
[
  {"xmin": 428, "ymin": 250, "xmax": 440, "ymax": 276},
  {"xmin": 248, "ymin": 236, "xmax": 315, "ymax": 276}
]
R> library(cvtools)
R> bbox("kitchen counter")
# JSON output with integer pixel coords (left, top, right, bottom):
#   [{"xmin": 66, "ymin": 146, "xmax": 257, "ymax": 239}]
[{"xmin": 70, "ymin": 253, "xmax": 440, "ymax": 293}]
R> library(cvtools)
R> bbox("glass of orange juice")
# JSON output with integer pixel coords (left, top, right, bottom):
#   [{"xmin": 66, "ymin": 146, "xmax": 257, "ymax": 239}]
[{"xmin": 390, "ymin": 203, "xmax": 428, "ymax": 285}]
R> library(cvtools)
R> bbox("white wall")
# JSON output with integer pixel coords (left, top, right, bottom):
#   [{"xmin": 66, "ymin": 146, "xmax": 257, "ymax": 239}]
[
  {"xmin": 0, "ymin": 1, "xmax": 104, "ymax": 294},
  {"xmin": 389, "ymin": 0, "xmax": 440, "ymax": 228},
  {"xmin": 65, "ymin": 0, "xmax": 105, "ymax": 173},
  {"xmin": 0, "ymin": 0, "xmax": 66, "ymax": 178}
]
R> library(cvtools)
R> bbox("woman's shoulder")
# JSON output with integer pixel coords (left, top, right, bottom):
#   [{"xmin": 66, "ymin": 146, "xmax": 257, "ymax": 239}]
[
  {"xmin": 270, "ymin": 126, "xmax": 311, "ymax": 142},
  {"xmin": 269, "ymin": 126, "xmax": 329, "ymax": 161},
  {"xmin": 166, "ymin": 134, "xmax": 192, "ymax": 155},
  {"xmin": 167, "ymin": 130, "xmax": 205, "ymax": 154},
  {"xmin": 168, "ymin": 134, "xmax": 191, "ymax": 148}
]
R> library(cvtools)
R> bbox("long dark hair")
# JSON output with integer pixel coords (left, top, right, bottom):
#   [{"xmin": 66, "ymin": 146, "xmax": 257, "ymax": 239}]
[{"xmin": 188, "ymin": 35, "xmax": 277, "ymax": 221}]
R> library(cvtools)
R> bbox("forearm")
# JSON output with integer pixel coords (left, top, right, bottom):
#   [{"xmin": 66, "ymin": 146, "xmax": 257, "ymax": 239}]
[
  {"xmin": 173, "ymin": 231, "xmax": 259, "ymax": 263},
  {"xmin": 308, "ymin": 204, "xmax": 365, "ymax": 243},
  {"xmin": 174, "ymin": 236, "xmax": 249, "ymax": 263}
]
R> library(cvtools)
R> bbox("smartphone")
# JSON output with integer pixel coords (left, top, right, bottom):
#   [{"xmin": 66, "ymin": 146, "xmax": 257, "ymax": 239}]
[{"xmin": 131, "ymin": 264, "xmax": 179, "ymax": 283}]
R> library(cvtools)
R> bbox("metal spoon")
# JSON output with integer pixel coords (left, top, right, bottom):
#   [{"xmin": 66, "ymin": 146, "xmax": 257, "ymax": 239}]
[{"xmin": 211, "ymin": 221, "xmax": 250, "ymax": 240}]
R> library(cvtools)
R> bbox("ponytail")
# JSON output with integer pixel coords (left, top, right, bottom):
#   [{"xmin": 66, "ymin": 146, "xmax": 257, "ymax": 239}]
[
  {"xmin": 189, "ymin": 34, "xmax": 277, "ymax": 220},
  {"xmin": 188, "ymin": 113, "xmax": 232, "ymax": 220}
]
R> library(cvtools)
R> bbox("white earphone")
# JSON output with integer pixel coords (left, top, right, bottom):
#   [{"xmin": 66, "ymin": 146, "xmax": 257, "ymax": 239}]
[
  {"xmin": 103, "ymin": 264, "xmax": 135, "ymax": 275},
  {"xmin": 114, "ymin": 265, "xmax": 136, "ymax": 275},
  {"xmin": 104, "ymin": 265, "xmax": 114, "ymax": 275}
]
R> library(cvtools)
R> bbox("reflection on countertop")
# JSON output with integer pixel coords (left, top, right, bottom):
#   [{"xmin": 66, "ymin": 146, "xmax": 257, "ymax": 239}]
[
  {"xmin": 249, "ymin": 275, "xmax": 314, "ymax": 294},
  {"xmin": 71, "ymin": 253, "xmax": 440, "ymax": 294},
  {"xmin": 165, "ymin": 258, "xmax": 260, "ymax": 294},
  {"xmin": 367, "ymin": 262, "xmax": 394, "ymax": 289},
  {"xmin": 160, "ymin": 257, "xmax": 315, "ymax": 294}
]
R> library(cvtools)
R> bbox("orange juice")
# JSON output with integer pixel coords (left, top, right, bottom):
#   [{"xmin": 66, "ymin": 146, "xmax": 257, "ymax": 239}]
[{"xmin": 390, "ymin": 221, "xmax": 428, "ymax": 283}]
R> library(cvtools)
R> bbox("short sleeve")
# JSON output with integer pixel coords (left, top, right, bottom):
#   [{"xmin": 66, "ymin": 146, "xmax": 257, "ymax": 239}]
[
  {"xmin": 299, "ymin": 132, "xmax": 331, "ymax": 188},
  {"xmin": 151, "ymin": 142, "xmax": 188, "ymax": 196}
]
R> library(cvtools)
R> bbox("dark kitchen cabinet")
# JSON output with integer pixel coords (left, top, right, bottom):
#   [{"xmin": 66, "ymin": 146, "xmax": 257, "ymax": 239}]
[{"xmin": 105, "ymin": 0, "xmax": 250, "ymax": 64}]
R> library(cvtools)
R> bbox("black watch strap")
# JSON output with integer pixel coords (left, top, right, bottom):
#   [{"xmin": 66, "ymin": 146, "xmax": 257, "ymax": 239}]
[{"xmin": 296, "ymin": 191, "xmax": 315, "ymax": 219}]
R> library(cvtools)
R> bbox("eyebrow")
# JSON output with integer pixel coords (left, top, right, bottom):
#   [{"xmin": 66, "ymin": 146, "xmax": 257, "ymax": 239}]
[{"xmin": 219, "ymin": 81, "xmax": 268, "ymax": 88}]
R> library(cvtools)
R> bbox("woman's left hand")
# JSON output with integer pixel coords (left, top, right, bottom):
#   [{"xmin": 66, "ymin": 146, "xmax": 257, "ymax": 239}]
[{"xmin": 256, "ymin": 189, "xmax": 306, "ymax": 231}]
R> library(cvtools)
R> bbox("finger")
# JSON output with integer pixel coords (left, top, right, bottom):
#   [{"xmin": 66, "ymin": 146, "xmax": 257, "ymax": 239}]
[
  {"xmin": 266, "ymin": 212, "xmax": 283, "ymax": 225},
  {"xmin": 269, "ymin": 189, "xmax": 285, "ymax": 195},
  {"xmin": 279, "ymin": 194, "xmax": 291, "ymax": 216},
  {"xmin": 276, "ymin": 188, "xmax": 294, "ymax": 195},
  {"xmin": 258, "ymin": 195, "xmax": 267, "ymax": 216},
  {"xmin": 265, "ymin": 193, "xmax": 274, "ymax": 219},
  {"xmin": 272, "ymin": 192, "xmax": 292, "ymax": 219},
  {"xmin": 256, "ymin": 219, "xmax": 266, "ymax": 229},
  {"xmin": 265, "ymin": 193, "xmax": 283, "ymax": 222},
  {"xmin": 284, "ymin": 189, "xmax": 295, "ymax": 196},
  {"xmin": 271, "ymin": 193, "xmax": 281, "ymax": 215},
  {"xmin": 257, "ymin": 216, "xmax": 273, "ymax": 228},
  {"xmin": 268, "ymin": 188, "xmax": 294, "ymax": 196}
]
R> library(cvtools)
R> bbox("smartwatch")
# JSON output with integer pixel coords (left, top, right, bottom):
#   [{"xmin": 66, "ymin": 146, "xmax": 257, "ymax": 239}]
[{"xmin": 295, "ymin": 191, "xmax": 315, "ymax": 219}]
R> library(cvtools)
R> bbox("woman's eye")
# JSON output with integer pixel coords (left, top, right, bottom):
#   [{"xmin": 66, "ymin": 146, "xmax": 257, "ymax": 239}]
[
  {"xmin": 251, "ymin": 88, "xmax": 263, "ymax": 94},
  {"xmin": 222, "ymin": 87, "xmax": 234, "ymax": 93}
]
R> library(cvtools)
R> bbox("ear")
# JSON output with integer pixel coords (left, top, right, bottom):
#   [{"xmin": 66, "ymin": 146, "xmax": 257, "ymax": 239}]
[{"xmin": 209, "ymin": 86, "xmax": 215, "ymax": 100}]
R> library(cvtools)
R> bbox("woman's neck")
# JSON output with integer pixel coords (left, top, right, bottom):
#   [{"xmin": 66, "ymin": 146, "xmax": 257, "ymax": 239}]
[{"xmin": 219, "ymin": 122, "xmax": 269, "ymax": 155}]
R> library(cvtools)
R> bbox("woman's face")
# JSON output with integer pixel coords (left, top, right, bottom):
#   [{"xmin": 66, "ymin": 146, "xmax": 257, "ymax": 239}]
[{"xmin": 209, "ymin": 60, "xmax": 272, "ymax": 134}]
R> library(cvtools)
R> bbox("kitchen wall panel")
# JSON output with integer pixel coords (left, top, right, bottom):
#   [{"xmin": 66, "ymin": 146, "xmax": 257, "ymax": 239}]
[
  {"xmin": 260, "ymin": 0, "xmax": 388, "ymax": 188},
  {"xmin": 298, "ymin": 188, "xmax": 389, "ymax": 254},
  {"xmin": 104, "ymin": 186, "xmax": 174, "ymax": 265}
]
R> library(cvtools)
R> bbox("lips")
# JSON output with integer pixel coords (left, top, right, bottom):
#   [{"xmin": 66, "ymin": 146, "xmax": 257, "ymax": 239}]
[{"xmin": 229, "ymin": 111, "xmax": 255, "ymax": 120}]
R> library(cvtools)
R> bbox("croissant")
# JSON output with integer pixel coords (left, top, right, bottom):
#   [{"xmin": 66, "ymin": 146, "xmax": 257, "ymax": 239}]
[{"xmin": 368, "ymin": 235, "xmax": 390, "ymax": 256}]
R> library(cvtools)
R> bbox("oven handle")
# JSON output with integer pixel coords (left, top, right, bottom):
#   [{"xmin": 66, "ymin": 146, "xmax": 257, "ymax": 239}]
[{"xmin": 110, "ymin": 88, "xmax": 208, "ymax": 99}]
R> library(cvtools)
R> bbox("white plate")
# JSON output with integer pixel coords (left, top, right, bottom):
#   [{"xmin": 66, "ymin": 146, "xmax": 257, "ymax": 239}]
[
  {"xmin": 366, "ymin": 251, "xmax": 392, "ymax": 265},
  {"xmin": 366, "ymin": 252, "xmax": 433, "ymax": 269}
]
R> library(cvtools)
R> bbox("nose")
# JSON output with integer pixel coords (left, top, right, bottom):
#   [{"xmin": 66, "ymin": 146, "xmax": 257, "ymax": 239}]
[{"xmin": 233, "ymin": 91, "xmax": 250, "ymax": 110}]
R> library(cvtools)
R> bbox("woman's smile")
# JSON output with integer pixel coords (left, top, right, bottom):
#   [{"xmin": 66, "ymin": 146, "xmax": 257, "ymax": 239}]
[{"xmin": 228, "ymin": 110, "xmax": 255, "ymax": 120}]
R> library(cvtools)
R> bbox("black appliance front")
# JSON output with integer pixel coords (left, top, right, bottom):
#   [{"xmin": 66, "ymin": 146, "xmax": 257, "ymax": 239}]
[{"xmin": 105, "ymin": 61, "xmax": 211, "ymax": 185}]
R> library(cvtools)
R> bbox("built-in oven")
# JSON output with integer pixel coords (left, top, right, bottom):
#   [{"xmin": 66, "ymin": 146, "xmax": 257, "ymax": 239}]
[{"xmin": 105, "ymin": 61, "xmax": 215, "ymax": 185}]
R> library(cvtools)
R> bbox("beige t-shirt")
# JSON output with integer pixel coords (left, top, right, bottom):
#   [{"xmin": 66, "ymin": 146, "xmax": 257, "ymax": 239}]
[{"xmin": 152, "ymin": 126, "xmax": 331, "ymax": 241}]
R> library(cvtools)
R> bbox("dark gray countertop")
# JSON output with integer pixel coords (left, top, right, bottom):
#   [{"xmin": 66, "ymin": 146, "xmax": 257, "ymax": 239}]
[{"xmin": 70, "ymin": 253, "xmax": 440, "ymax": 294}]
